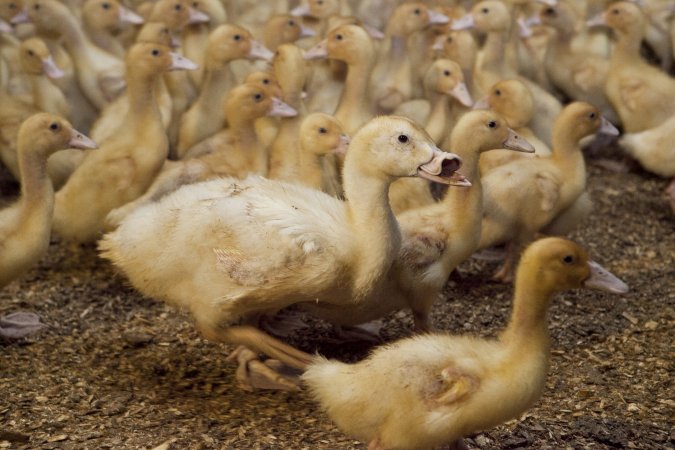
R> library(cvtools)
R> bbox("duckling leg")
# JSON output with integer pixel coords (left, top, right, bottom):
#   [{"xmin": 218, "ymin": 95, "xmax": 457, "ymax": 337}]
[
  {"xmin": 367, "ymin": 438, "xmax": 383, "ymax": 450},
  {"xmin": 667, "ymin": 179, "xmax": 675, "ymax": 214},
  {"xmin": 492, "ymin": 241, "xmax": 518, "ymax": 283},
  {"xmin": 331, "ymin": 323, "xmax": 383, "ymax": 343},
  {"xmin": 0, "ymin": 312, "xmax": 45, "ymax": 339},
  {"xmin": 227, "ymin": 346, "xmax": 301, "ymax": 391}
]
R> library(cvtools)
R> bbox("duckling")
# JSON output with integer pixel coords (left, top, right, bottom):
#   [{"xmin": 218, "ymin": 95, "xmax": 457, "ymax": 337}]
[
  {"xmin": 538, "ymin": 0, "xmax": 619, "ymax": 124},
  {"xmin": 431, "ymin": 29, "xmax": 478, "ymax": 94},
  {"xmin": 262, "ymin": 14, "xmax": 316, "ymax": 51},
  {"xmin": 303, "ymin": 237, "xmax": 629, "ymax": 450},
  {"xmin": 370, "ymin": 2, "xmax": 449, "ymax": 112},
  {"xmin": 175, "ymin": 24, "xmax": 273, "ymax": 159},
  {"xmin": 182, "ymin": 0, "xmax": 227, "ymax": 87},
  {"xmin": 304, "ymin": 24, "xmax": 376, "ymax": 135},
  {"xmin": 82, "ymin": 0, "xmax": 144, "ymax": 58},
  {"xmin": 452, "ymin": 0, "xmax": 562, "ymax": 147},
  {"xmin": 99, "ymin": 116, "xmax": 464, "ymax": 391},
  {"xmin": 15, "ymin": 0, "xmax": 126, "ymax": 109},
  {"xmin": 476, "ymin": 79, "xmax": 552, "ymax": 174},
  {"xmin": 0, "ymin": 113, "xmax": 96, "ymax": 287},
  {"xmin": 18, "ymin": 37, "xmax": 70, "ymax": 119},
  {"xmin": 105, "ymin": 82, "xmax": 297, "ymax": 228},
  {"xmin": 294, "ymin": 112, "xmax": 349, "ymax": 195},
  {"xmin": 0, "ymin": 89, "xmax": 37, "ymax": 180},
  {"xmin": 589, "ymin": 1, "xmax": 675, "ymax": 133},
  {"xmin": 52, "ymin": 43, "xmax": 197, "ymax": 243},
  {"xmin": 479, "ymin": 102, "xmax": 619, "ymax": 282}
]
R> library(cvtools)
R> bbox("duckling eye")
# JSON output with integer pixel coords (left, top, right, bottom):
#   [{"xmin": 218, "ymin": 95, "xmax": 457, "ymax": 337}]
[
  {"xmin": 288, "ymin": 20, "xmax": 295, "ymax": 26},
  {"xmin": 233, "ymin": 34, "xmax": 241, "ymax": 41},
  {"xmin": 316, "ymin": 0, "xmax": 323, "ymax": 5},
  {"xmin": 562, "ymin": 255, "xmax": 574, "ymax": 264},
  {"xmin": 443, "ymin": 70, "xmax": 450, "ymax": 76},
  {"xmin": 494, "ymin": 89, "xmax": 501, "ymax": 96},
  {"xmin": 151, "ymin": 49, "xmax": 160, "ymax": 56},
  {"xmin": 34, "ymin": 3, "xmax": 40, "ymax": 10},
  {"xmin": 335, "ymin": 34, "xmax": 343, "ymax": 40},
  {"xmin": 588, "ymin": 112, "xmax": 596, "ymax": 119},
  {"xmin": 398, "ymin": 134, "xmax": 409, "ymax": 143},
  {"xmin": 481, "ymin": 7, "xmax": 489, "ymax": 14},
  {"xmin": 611, "ymin": 9, "xmax": 619, "ymax": 15},
  {"xmin": 8, "ymin": 2, "xmax": 16, "ymax": 8},
  {"xmin": 192, "ymin": 1, "xmax": 198, "ymax": 7},
  {"xmin": 262, "ymin": 78, "xmax": 270, "ymax": 84},
  {"xmin": 174, "ymin": 3, "xmax": 182, "ymax": 10},
  {"xmin": 413, "ymin": 8, "xmax": 421, "ymax": 15},
  {"xmin": 446, "ymin": 36, "xmax": 453, "ymax": 43},
  {"xmin": 27, "ymin": 49, "xmax": 34, "ymax": 56},
  {"xmin": 49, "ymin": 122, "xmax": 60, "ymax": 131},
  {"xmin": 544, "ymin": 7, "xmax": 555, "ymax": 15},
  {"xmin": 101, "ymin": 2, "xmax": 110, "ymax": 9},
  {"xmin": 253, "ymin": 93, "xmax": 262, "ymax": 101},
  {"xmin": 318, "ymin": 127, "xmax": 327, "ymax": 134},
  {"xmin": 487, "ymin": 120, "xmax": 497, "ymax": 129}
]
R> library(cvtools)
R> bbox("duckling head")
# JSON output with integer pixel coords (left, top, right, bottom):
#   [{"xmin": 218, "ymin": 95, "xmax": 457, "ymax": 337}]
[
  {"xmin": 15, "ymin": 0, "xmax": 68, "ymax": 38},
  {"xmin": 19, "ymin": 37, "xmax": 63, "ymax": 78},
  {"xmin": 304, "ymin": 24, "xmax": 375, "ymax": 66},
  {"xmin": 125, "ymin": 42, "xmax": 198, "ymax": 77},
  {"xmin": 556, "ymin": 102, "xmax": 618, "ymax": 143},
  {"xmin": 0, "ymin": 0, "xmax": 22, "ymax": 23},
  {"xmin": 224, "ymin": 83, "xmax": 297, "ymax": 125},
  {"xmin": 300, "ymin": 113, "xmax": 350, "ymax": 157},
  {"xmin": 587, "ymin": 1, "xmax": 645, "ymax": 38},
  {"xmin": 208, "ymin": 24, "xmax": 273, "ymax": 66},
  {"xmin": 136, "ymin": 21, "xmax": 177, "ymax": 48},
  {"xmin": 264, "ymin": 14, "xmax": 315, "ymax": 48},
  {"xmin": 452, "ymin": 1, "xmax": 510, "ymax": 33},
  {"xmin": 18, "ymin": 113, "xmax": 98, "ymax": 156},
  {"xmin": 387, "ymin": 2, "xmax": 449, "ymax": 36},
  {"xmin": 291, "ymin": 0, "xmax": 340, "ymax": 20},
  {"xmin": 82, "ymin": 0, "xmax": 143, "ymax": 33},
  {"xmin": 475, "ymin": 79, "xmax": 534, "ymax": 129},
  {"xmin": 149, "ymin": 0, "xmax": 207, "ymax": 32},
  {"xmin": 453, "ymin": 109, "xmax": 535, "ymax": 154},
  {"xmin": 539, "ymin": 1, "xmax": 577, "ymax": 34},
  {"xmin": 518, "ymin": 237, "xmax": 629, "ymax": 296},
  {"xmin": 425, "ymin": 59, "xmax": 473, "ymax": 107},
  {"xmin": 345, "ymin": 116, "xmax": 466, "ymax": 185},
  {"xmin": 243, "ymin": 71, "xmax": 281, "ymax": 99}
]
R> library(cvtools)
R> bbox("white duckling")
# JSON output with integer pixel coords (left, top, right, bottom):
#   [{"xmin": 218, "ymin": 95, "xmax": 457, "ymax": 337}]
[
  {"xmin": 99, "ymin": 116, "xmax": 464, "ymax": 391},
  {"xmin": 0, "ymin": 113, "xmax": 96, "ymax": 287},
  {"xmin": 303, "ymin": 237, "xmax": 629, "ymax": 450},
  {"xmin": 52, "ymin": 43, "xmax": 197, "ymax": 243},
  {"xmin": 479, "ymin": 102, "xmax": 619, "ymax": 282}
]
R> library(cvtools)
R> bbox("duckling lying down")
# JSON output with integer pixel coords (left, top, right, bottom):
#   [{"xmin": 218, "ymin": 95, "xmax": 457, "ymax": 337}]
[{"xmin": 303, "ymin": 237, "xmax": 628, "ymax": 450}]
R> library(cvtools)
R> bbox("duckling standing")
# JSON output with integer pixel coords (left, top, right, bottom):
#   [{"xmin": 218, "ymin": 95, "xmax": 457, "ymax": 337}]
[
  {"xmin": 0, "ymin": 113, "xmax": 96, "ymax": 287},
  {"xmin": 303, "ymin": 237, "xmax": 629, "ymax": 450},
  {"xmin": 100, "ymin": 116, "xmax": 465, "ymax": 391}
]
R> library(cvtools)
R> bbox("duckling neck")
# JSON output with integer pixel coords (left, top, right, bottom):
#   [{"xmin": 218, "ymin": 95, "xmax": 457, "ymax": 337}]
[
  {"xmin": 18, "ymin": 146, "xmax": 53, "ymax": 210},
  {"xmin": 425, "ymin": 93, "xmax": 451, "ymax": 144},
  {"xmin": 612, "ymin": 30, "xmax": 642, "ymax": 63},
  {"xmin": 551, "ymin": 126, "xmax": 585, "ymax": 164},
  {"xmin": 27, "ymin": 74, "xmax": 54, "ymax": 111},
  {"xmin": 501, "ymin": 274, "xmax": 553, "ymax": 346},
  {"xmin": 195, "ymin": 65, "xmax": 234, "ymax": 116},
  {"xmin": 342, "ymin": 167, "xmax": 400, "ymax": 295},
  {"xmin": 335, "ymin": 56, "xmax": 374, "ymax": 123},
  {"xmin": 482, "ymin": 30, "xmax": 509, "ymax": 74},
  {"xmin": 125, "ymin": 70, "xmax": 161, "ymax": 124},
  {"xmin": 440, "ymin": 145, "xmax": 482, "ymax": 240},
  {"xmin": 297, "ymin": 151, "xmax": 325, "ymax": 190}
]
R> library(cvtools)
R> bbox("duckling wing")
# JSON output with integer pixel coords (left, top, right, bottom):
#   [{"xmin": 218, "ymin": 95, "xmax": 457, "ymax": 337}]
[
  {"xmin": 535, "ymin": 171, "xmax": 562, "ymax": 212},
  {"xmin": 98, "ymin": 73, "xmax": 126, "ymax": 102},
  {"xmin": 572, "ymin": 62, "xmax": 607, "ymax": 94},
  {"xmin": 430, "ymin": 366, "xmax": 480, "ymax": 405}
]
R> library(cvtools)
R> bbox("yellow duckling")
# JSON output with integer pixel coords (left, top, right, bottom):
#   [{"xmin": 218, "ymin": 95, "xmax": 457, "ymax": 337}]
[
  {"xmin": 303, "ymin": 237, "xmax": 629, "ymax": 450},
  {"xmin": 82, "ymin": 0, "xmax": 144, "ymax": 58},
  {"xmin": 262, "ymin": 14, "xmax": 316, "ymax": 51},
  {"xmin": 100, "ymin": 116, "xmax": 464, "ymax": 391},
  {"xmin": 0, "ymin": 113, "xmax": 96, "ymax": 287},
  {"xmin": 479, "ymin": 102, "xmax": 619, "ymax": 282},
  {"xmin": 181, "ymin": 0, "xmax": 227, "ymax": 87},
  {"xmin": 52, "ymin": 43, "xmax": 197, "ymax": 243}
]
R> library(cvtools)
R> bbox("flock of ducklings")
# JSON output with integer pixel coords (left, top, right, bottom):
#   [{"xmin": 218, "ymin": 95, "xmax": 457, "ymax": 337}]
[{"xmin": 1, "ymin": 0, "xmax": 672, "ymax": 448}]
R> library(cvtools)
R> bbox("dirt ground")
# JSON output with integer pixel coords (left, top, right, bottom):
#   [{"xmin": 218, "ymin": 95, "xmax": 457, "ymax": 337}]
[{"xmin": 0, "ymin": 150, "xmax": 673, "ymax": 450}]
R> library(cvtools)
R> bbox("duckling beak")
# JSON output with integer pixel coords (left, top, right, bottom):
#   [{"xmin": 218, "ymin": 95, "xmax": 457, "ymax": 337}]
[
  {"xmin": 418, "ymin": 148, "xmax": 471, "ymax": 186},
  {"xmin": 503, "ymin": 128, "xmax": 535, "ymax": 153},
  {"xmin": 333, "ymin": 134, "xmax": 350, "ymax": 155},
  {"xmin": 68, "ymin": 128, "xmax": 98, "ymax": 149},
  {"xmin": 517, "ymin": 17, "xmax": 534, "ymax": 38},
  {"xmin": 248, "ymin": 40, "xmax": 274, "ymax": 61},
  {"xmin": 42, "ymin": 55, "xmax": 64, "ymax": 79},
  {"xmin": 586, "ymin": 12, "xmax": 607, "ymax": 27},
  {"xmin": 170, "ymin": 35, "xmax": 181, "ymax": 48},
  {"xmin": 169, "ymin": 52, "xmax": 198, "ymax": 71},
  {"xmin": 599, "ymin": 116, "xmax": 620, "ymax": 136},
  {"xmin": 303, "ymin": 40, "xmax": 328, "ymax": 60},
  {"xmin": 0, "ymin": 18, "xmax": 12, "ymax": 33},
  {"xmin": 268, "ymin": 97, "xmax": 298, "ymax": 117},
  {"xmin": 472, "ymin": 96, "xmax": 490, "ymax": 110},
  {"xmin": 363, "ymin": 24, "xmax": 385, "ymax": 40},
  {"xmin": 583, "ymin": 261, "xmax": 629, "ymax": 294},
  {"xmin": 299, "ymin": 24, "xmax": 316, "ymax": 38},
  {"xmin": 431, "ymin": 35, "xmax": 445, "ymax": 51},
  {"xmin": 450, "ymin": 14, "xmax": 474, "ymax": 31},
  {"xmin": 428, "ymin": 10, "xmax": 450, "ymax": 25},
  {"xmin": 118, "ymin": 6, "xmax": 144, "ymax": 25},
  {"xmin": 535, "ymin": 0, "xmax": 557, "ymax": 5},
  {"xmin": 187, "ymin": 7, "xmax": 210, "ymax": 24},
  {"xmin": 10, "ymin": 7, "xmax": 29, "ymax": 25},
  {"xmin": 290, "ymin": 3, "xmax": 311, "ymax": 17},
  {"xmin": 448, "ymin": 82, "xmax": 473, "ymax": 107}
]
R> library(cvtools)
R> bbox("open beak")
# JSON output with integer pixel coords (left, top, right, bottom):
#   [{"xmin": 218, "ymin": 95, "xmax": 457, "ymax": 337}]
[
  {"xmin": 290, "ymin": 3, "xmax": 311, "ymax": 17},
  {"xmin": 599, "ymin": 116, "xmax": 619, "ymax": 136},
  {"xmin": 448, "ymin": 82, "xmax": 473, "ymax": 107},
  {"xmin": 586, "ymin": 12, "xmax": 607, "ymax": 27},
  {"xmin": 187, "ymin": 7, "xmax": 209, "ymax": 24},
  {"xmin": 119, "ymin": 6, "xmax": 144, "ymax": 25},
  {"xmin": 583, "ymin": 261, "xmax": 629, "ymax": 294},
  {"xmin": 0, "ymin": 18, "xmax": 12, "ymax": 33},
  {"xmin": 299, "ymin": 24, "xmax": 316, "ymax": 38},
  {"xmin": 451, "ymin": 14, "xmax": 474, "ymax": 31},
  {"xmin": 248, "ymin": 40, "xmax": 274, "ymax": 61},
  {"xmin": 428, "ymin": 10, "xmax": 450, "ymax": 25},
  {"xmin": 69, "ymin": 128, "xmax": 98, "ymax": 149},
  {"xmin": 418, "ymin": 147, "xmax": 470, "ymax": 186},
  {"xmin": 268, "ymin": 97, "xmax": 298, "ymax": 117},
  {"xmin": 10, "ymin": 7, "xmax": 30, "ymax": 25},
  {"xmin": 169, "ymin": 52, "xmax": 198, "ymax": 71},
  {"xmin": 303, "ymin": 39, "xmax": 328, "ymax": 60},
  {"xmin": 363, "ymin": 24, "xmax": 384, "ymax": 39},
  {"xmin": 42, "ymin": 55, "xmax": 64, "ymax": 79},
  {"xmin": 333, "ymin": 134, "xmax": 350, "ymax": 155},
  {"xmin": 502, "ymin": 128, "xmax": 535, "ymax": 153}
]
